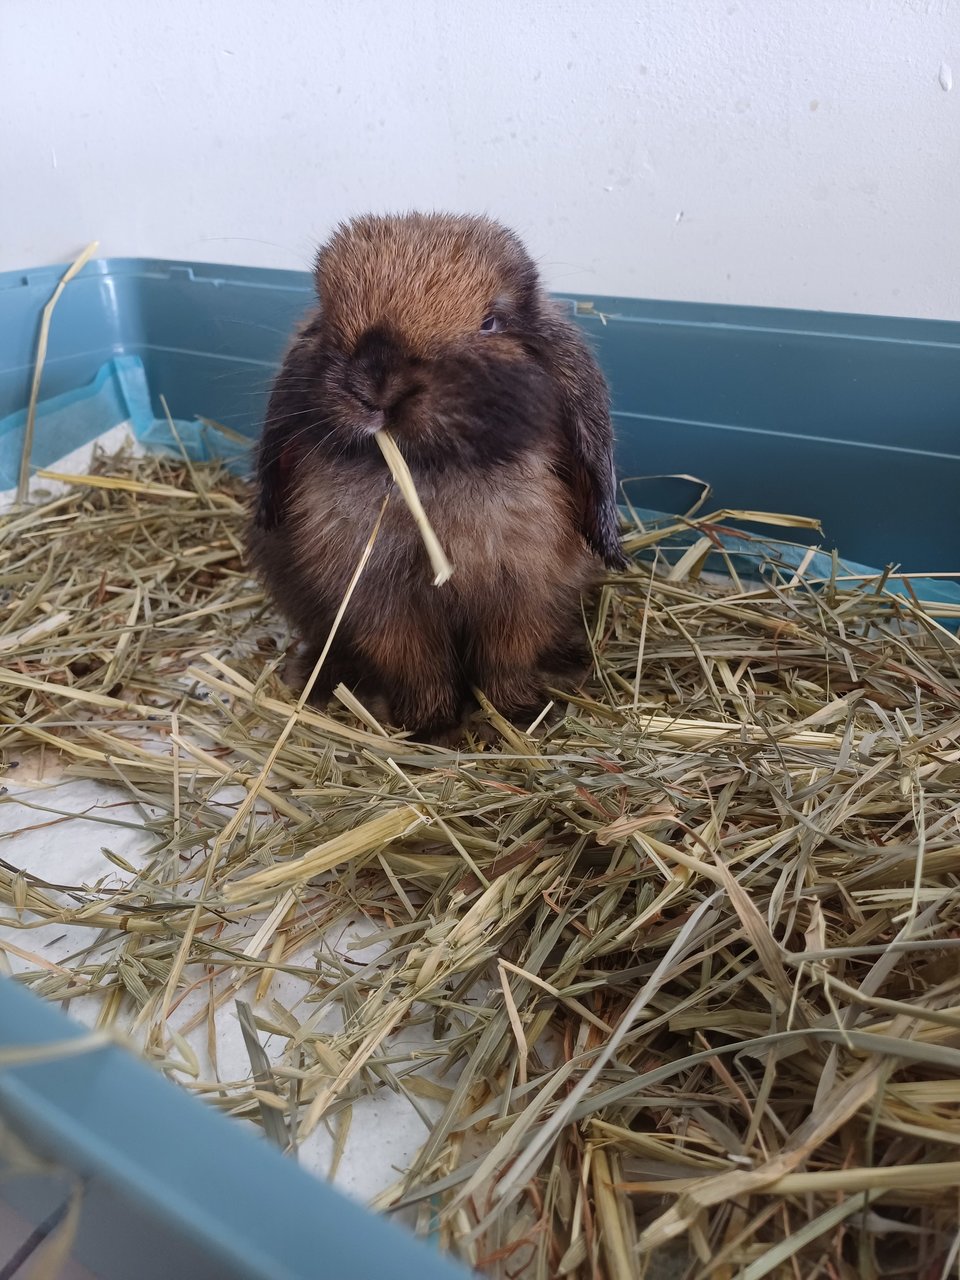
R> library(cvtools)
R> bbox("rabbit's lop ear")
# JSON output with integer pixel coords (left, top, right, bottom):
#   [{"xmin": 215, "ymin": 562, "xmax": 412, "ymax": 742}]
[
  {"xmin": 253, "ymin": 413, "xmax": 292, "ymax": 531},
  {"xmin": 253, "ymin": 374, "xmax": 304, "ymax": 530},
  {"xmin": 546, "ymin": 314, "xmax": 627, "ymax": 570},
  {"xmin": 252, "ymin": 330, "xmax": 322, "ymax": 531}
]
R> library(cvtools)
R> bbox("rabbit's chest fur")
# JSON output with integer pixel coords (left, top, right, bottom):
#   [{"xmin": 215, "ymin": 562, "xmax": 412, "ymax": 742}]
[{"xmin": 288, "ymin": 449, "xmax": 591, "ymax": 607}]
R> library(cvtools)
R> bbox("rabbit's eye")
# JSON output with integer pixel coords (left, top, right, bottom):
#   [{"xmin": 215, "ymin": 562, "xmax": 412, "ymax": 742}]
[{"xmin": 480, "ymin": 314, "xmax": 501, "ymax": 333}]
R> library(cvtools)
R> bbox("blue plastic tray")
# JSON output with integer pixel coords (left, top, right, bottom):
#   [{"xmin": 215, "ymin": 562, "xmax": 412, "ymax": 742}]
[
  {"xmin": 1, "ymin": 255, "xmax": 959, "ymax": 1277},
  {"xmin": 2, "ymin": 257, "xmax": 959, "ymax": 574},
  {"xmin": 2, "ymin": 257, "xmax": 958, "ymax": 614},
  {"xmin": 0, "ymin": 981, "xmax": 465, "ymax": 1280}
]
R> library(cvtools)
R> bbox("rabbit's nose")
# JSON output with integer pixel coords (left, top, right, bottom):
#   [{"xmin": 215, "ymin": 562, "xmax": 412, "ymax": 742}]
[{"xmin": 348, "ymin": 326, "xmax": 405, "ymax": 409}]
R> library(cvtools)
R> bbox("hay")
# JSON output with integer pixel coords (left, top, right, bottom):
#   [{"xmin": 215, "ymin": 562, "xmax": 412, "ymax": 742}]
[
  {"xmin": 16, "ymin": 241, "xmax": 100, "ymax": 506},
  {"xmin": 375, "ymin": 428, "xmax": 454, "ymax": 585},
  {"xmin": 1, "ymin": 444, "xmax": 960, "ymax": 1279}
]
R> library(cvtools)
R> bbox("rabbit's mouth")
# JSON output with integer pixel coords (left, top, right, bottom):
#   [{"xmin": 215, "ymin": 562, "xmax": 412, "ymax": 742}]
[
  {"xmin": 347, "ymin": 383, "xmax": 425, "ymax": 440},
  {"xmin": 350, "ymin": 392, "xmax": 386, "ymax": 431},
  {"xmin": 342, "ymin": 397, "xmax": 385, "ymax": 438}
]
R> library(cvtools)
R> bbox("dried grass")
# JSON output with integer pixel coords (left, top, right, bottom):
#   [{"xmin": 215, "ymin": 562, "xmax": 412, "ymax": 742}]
[{"xmin": 2, "ymin": 445, "xmax": 960, "ymax": 1279}]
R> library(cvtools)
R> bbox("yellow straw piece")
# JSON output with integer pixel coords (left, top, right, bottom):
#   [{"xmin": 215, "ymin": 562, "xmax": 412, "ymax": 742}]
[
  {"xmin": 374, "ymin": 428, "xmax": 453, "ymax": 585},
  {"xmin": 18, "ymin": 241, "xmax": 100, "ymax": 505}
]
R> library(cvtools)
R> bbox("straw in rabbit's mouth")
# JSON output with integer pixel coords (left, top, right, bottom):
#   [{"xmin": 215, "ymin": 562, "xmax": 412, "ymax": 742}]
[{"xmin": 374, "ymin": 427, "xmax": 454, "ymax": 585}]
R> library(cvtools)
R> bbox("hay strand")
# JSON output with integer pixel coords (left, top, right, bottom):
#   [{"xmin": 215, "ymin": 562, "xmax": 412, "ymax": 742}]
[
  {"xmin": 375, "ymin": 428, "xmax": 453, "ymax": 585},
  {"xmin": 17, "ymin": 242, "xmax": 99, "ymax": 505}
]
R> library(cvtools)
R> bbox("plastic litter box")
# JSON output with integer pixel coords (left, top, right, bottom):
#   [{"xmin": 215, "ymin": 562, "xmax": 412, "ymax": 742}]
[
  {"xmin": 1, "ymin": 256, "xmax": 958, "ymax": 1279},
  {"xmin": 2, "ymin": 257, "xmax": 958, "ymax": 604}
]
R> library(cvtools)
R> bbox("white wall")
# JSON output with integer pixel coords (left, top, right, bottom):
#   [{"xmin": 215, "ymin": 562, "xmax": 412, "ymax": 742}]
[{"xmin": 1, "ymin": 0, "xmax": 958, "ymax": 318}]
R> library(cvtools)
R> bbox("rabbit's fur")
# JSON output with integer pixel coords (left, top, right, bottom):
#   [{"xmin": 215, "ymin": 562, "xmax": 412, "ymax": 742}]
[{"xmin": 247, "ymin": 213, "xmax": 624, "ymax": 740}]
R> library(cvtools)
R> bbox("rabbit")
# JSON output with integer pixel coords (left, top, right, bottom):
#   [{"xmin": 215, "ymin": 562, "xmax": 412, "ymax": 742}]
[{"xmin": 246, "ymin": 212, "xmax": 626, "ymax": 741}]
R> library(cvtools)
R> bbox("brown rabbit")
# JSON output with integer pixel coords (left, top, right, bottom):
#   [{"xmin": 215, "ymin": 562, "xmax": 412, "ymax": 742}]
[{"xmin": 246, "ymin": 212, "xmax": 626, "ymax": 740}]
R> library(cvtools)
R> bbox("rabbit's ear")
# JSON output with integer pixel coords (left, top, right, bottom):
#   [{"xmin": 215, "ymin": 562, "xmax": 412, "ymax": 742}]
[
  {"xmin": 253, "ymin": 326, "xmax": 324, "ymax": 531},
  {"xmin": 543, "ymin": 314, "xmax": 627, "ymax": 569},
  {"xmin": 253, "ymin": 384, "xmax": 306, "ymax": 530},
  {"xmin": 253, "ymin": 417, "xmax": 294, "ymax": 531}
]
